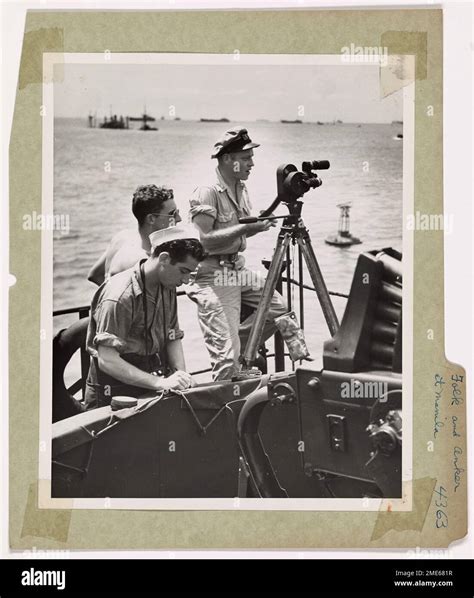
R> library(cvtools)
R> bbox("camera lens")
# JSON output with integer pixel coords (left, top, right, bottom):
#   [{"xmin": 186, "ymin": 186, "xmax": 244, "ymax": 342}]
[
  {"xmin": 307, "ymin": 176, "xmax": 322, "ymax": 189},
  {"xmin": 311, "ymin": 160, "xmax": 330, "ymax": 170}
]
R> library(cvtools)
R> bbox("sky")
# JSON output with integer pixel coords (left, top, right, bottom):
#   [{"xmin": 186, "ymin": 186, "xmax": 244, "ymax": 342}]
[{"xmin": 54, "ymin": 62, "xmax": 403, "ymax": 123}]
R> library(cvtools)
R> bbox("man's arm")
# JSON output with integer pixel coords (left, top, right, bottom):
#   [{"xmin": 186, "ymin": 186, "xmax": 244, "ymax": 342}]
[
  {"xmin": 88, "ymin": 249, "xmax": 108, "ymax": 286},
  {"xmin": 166, "ymin": 339, "xmax": 188, "ymax": 372},
  {"xmin": 88, "ymin": 231, "xmax": 130, "ymax": 285},
  {"xmin": 193, "ymin": 213, "xmax": 272, "ymax": 251},
  {"xmin": 245, "ymin": 229, "xmax": 259, "ymax": 238},
  {"xmin": 97, "ymin": 345, "xmax": 193, "ymax": 391}
]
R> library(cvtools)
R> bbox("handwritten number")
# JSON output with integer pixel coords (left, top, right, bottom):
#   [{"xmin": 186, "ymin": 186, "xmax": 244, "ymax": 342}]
[
  {"xmin": 436, "ymin": 510, "xmax": 448, "ymax": 528},
  {"xmin": 434, "ymin": 486, "xmax": 448, "ymax": 528}
]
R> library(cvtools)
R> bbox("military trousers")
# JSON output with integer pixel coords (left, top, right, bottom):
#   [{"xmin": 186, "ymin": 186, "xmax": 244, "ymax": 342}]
[{"xmin": 186, "ymin": 255, "xmax": 287, "ymax": 380}]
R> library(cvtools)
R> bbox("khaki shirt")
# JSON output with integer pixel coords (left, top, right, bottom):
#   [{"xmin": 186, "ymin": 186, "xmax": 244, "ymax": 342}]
[
  {"xmin": 189, "ymin": 167, "xmax": 252, "ymax": 254},
  {"xmin": 86, "ymin": 260, "xmax": 184, "ymax": 361}
]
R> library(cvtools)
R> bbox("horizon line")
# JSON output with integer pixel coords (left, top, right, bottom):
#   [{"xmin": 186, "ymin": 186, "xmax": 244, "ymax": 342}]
[{"xmin": 55, "ymin": 116, "xmax": 403, "ymax": 125}]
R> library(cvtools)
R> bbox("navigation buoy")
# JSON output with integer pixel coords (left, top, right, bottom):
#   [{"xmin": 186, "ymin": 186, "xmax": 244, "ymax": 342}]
[{"xmin": 325, "ymin": 203, "xmax": 362, "ymax": 247}]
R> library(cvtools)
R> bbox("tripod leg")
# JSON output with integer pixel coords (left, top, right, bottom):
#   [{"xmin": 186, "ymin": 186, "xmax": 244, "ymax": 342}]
[
  {"xmin": 241, "ymin": 234, "xmax": 290, "ymax": 367},
  {"xmin": 298, "ymin": 236, "xmax": 340, "ymax": 336}
]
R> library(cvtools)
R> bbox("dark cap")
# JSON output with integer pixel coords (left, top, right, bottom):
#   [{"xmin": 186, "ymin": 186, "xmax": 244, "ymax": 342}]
[{"xmin": 211, "ymin": 128, "xmax": 260, "ymax": 159}]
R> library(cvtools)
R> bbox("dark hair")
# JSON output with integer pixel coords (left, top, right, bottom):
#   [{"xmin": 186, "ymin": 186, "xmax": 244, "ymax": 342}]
[
  {"xmin": 152, "ymin": 239, "xmax": 205, "ymax": 264},
  {"xmin": 132, "ymin": 185, "xmax": 174, "ymax": 226}
]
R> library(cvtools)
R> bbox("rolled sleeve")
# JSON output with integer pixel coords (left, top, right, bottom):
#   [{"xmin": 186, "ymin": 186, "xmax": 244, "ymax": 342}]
[
  {"xmin": 91, "ymin": 299, "xmax": 132, "ymax": 356},
  {"xmin": 189, "ymin": 186, "xmax": 218, "ymax": 220},
  {"xmin": 93, "ymin": 331, "xmax": 127, "ymax": 352}
]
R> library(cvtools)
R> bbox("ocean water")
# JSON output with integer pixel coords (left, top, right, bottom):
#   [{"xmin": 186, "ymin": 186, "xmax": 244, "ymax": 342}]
[{"xmin": 53, "ymin": 118, "xmax": 402, "ymax": 379}]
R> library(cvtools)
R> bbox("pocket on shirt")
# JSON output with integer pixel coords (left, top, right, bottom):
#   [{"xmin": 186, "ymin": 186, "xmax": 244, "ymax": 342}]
[{"xmin": 216, "ymin": 210, "xmax": 235, "ymax": 224}]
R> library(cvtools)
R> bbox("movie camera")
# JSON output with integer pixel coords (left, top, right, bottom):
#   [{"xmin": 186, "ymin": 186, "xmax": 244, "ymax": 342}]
[{"xmin": 238, "ymin": 160, "xmax": 338, "ymax": 369}]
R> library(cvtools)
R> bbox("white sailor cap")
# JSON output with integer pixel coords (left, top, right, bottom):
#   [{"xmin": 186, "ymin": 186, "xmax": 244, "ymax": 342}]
[{"xmin": 149, "ymin": 224, "xmax": 201, "ymax": 250}]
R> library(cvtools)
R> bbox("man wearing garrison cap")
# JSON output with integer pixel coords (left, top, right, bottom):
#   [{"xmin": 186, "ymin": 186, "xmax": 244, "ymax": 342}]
[
  {"xmin": 186, "ymin": 128, "xmax": 287, "ymax": 381},
  {"xmin": 84, "ymin": 225, "xmax": 205, "ymax": 409}
]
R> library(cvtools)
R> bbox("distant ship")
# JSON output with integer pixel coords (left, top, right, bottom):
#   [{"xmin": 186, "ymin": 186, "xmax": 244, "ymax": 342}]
[
  {"xmin": 91, "ymin": 107, "xmax": 158, "ymax": 131},
  {"xmin": 281, "ymin": 119, "xmax": 303, "ymax": 124},
  {"xmin": 129, "ymin": 109, "xmax": 158, "ymax": 131},
  {"xmin": 315, "ymin": 120, "xmax": 342, "ymax": 125},
  {"xmin": 99, "ymin": 114, "xmax": 129, "ymax": 129},
  {"xmin": 200, "ymin": 117, "xmax": 230, "ymax": 123}
]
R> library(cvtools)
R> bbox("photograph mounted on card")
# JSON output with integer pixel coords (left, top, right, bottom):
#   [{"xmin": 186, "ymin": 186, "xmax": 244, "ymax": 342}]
[{"xmin": 8, "ymin": 8, "xmax": 466, "ymax": 550}]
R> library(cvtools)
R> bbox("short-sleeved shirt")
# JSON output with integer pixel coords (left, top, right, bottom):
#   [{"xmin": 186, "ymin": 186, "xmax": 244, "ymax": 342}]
[
  {"xmin": 189, "ymin": 167, "xmax": 252, "ymax": 254},
  {"xmin": 86, "ymin": 259, "xmax": 184, "ymax": 362}
]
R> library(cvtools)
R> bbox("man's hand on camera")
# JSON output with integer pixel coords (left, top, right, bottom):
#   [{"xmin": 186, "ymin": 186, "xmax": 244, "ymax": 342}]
[
  {"xmin": 246, "ymin": 219, "xmax": 274, "ymax": 234},
  {"xmin": 263, "ymin": 212, "xmax": 278, "ymax": 228},
  {"xmin": 256, "ymin": 210, "xmax": 277, "ymax": 229}
]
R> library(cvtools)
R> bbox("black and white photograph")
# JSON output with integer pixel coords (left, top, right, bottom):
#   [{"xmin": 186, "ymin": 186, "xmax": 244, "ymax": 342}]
[{"xmin": 44, "ymin": 53, "xmax": 410, "ymax": 507}]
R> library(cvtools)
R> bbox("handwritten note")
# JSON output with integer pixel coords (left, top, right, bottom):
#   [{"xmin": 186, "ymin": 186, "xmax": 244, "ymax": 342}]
[
  {"xmin": 450, "ymin": 374, "xmax": 464, "ymax": 406},
  {"xmin": 433, "ymin": 374, "xmax": 445, "ymax": 438},
  {"xmin": 453, "ymin": 446, "xmax": 464, "ymax": 493},
  {"xmin": 432, "ymin": 372, "xmax": 465, "ymax": 528},
  {"xmin": 433, "ymin": 485, "xmax": 448, "ymax": 529},
  {"xmin": 450, "ymin": 374, "xmax": 465, "ymax": 493},
  {"xmin": 451, "ymin": 415, "xmax": 460, "ymax": 438}
]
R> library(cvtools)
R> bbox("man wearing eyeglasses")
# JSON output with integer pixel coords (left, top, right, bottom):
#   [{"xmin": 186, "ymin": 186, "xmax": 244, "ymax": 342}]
[{"xmin": 88, "ymin": 184, "xmax": 182, "ymax": 285}]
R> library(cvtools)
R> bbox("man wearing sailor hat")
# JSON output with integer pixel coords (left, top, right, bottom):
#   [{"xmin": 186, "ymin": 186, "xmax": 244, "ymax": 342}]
[
  {"xmin": 186, "ymin": 127, "xmax": 287, "ymax": 381},
  {"xmin": 84, "ymin": 225, "xmax": 205, "ymax": 409}
]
